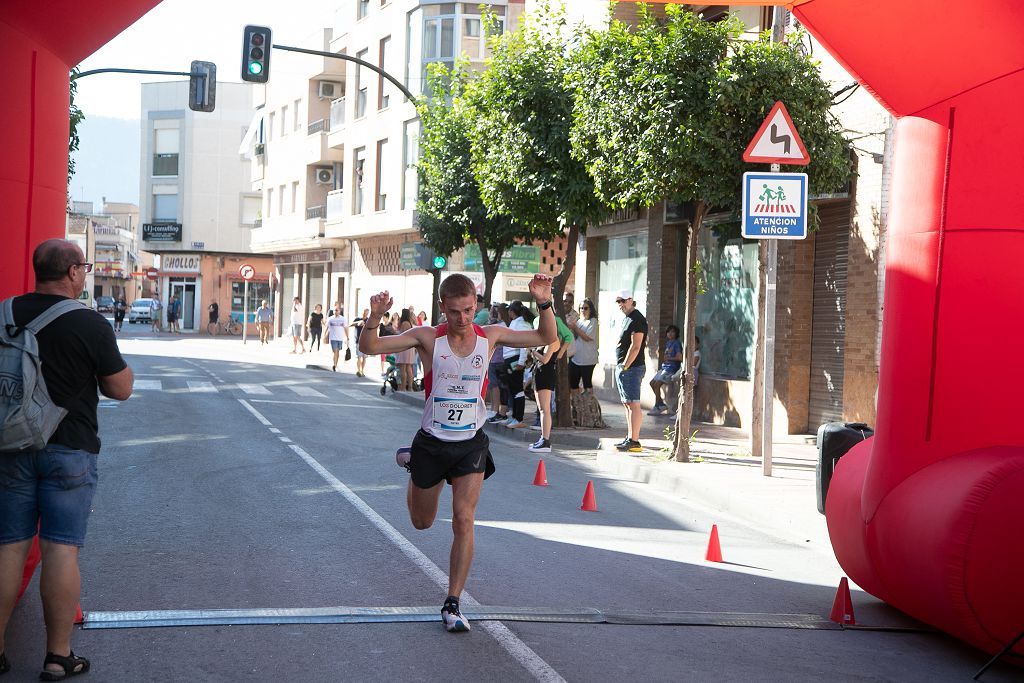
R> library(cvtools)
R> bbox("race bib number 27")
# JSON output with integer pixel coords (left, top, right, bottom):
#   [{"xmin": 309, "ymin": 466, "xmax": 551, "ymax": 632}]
[{"xmin": 432, "ymin": 397, "xmax": 477, "ymax": 432}]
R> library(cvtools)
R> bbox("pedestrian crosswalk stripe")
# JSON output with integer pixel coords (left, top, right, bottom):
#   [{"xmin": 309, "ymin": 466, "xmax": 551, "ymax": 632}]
[
  {"xmin": 339, "ymin": 389, "xmax": 384, "ymax": 403},
  {"xmin": 237, "ymin": 384, "xmax": 272, "ymax": 395},
  {"xmin": 287, "ymin": 386, "xmax": 327, "ymax": 398},
  {"xmin": 134, "ymin": 380, "xmax": 162, "ymax": 391},
  {"xmin": 187, "ymin": 381, "xmax": 218, "ymax": 393}
]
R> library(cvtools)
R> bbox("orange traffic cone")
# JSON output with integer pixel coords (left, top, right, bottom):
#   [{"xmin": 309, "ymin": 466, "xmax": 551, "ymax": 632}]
[
  {"xmin": 532, "ymin": 460, "xmax": 549, "ymax": 486},
  {"xmin": 705, "ymin": 524, "xmax": 723, "ymax": 562},
  {"xmin": 830, "ymin": 577, "xmax": 856, "ymax": 625},
  {"xmin": 580, "ymin": 480, "xmax": 598, "ymax": 511},
  {"xmin": 74, "ymin": 604, "xmax": 84, "ymax": 625}
]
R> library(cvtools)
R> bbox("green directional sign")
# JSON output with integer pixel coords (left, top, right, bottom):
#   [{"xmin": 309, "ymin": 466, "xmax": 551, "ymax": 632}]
[{"xmin": 464, "ymin": 244, "xmax": 540, "ymax": 273}]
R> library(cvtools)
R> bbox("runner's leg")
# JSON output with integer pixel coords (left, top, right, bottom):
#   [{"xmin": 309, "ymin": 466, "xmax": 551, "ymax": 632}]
[
  {"xmin": 447, "ymin": 471, "xmax": 484, "ymax": 598},
  {"xmin": 406, "ymin": 479, "xmax": 445, "ymax": 530}
]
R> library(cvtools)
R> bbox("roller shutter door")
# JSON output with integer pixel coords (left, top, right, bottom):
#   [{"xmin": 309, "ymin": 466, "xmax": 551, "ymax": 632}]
[{"xmin": 807, "ymin": 201, "xmax": 851, "ymax": 430}]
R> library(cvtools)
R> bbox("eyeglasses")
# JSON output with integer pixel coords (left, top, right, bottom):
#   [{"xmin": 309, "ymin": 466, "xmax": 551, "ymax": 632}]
[
  {"xmin": 615, "ymin": 299, "xmax": 626, "ymax": 304},
  {"xmin": 75, "ymin": 263, "xmax": 93, "ymax": 273}
]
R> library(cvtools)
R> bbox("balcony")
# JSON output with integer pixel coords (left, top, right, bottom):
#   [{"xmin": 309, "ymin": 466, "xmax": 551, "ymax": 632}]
[
  {"xmin": 306, "ymin": 205, "xmax": 325, "ymax": 220},
  {"xmin": 306, "ymin": 122, "xmax": 345, "ymax": 166},
  {"xmin": 327, "ymin": 98, "xmax": 346, "ymax": 150},
  {"xmin": 307, "ymin": 118, "xmax": 329, "ymax": 135},
  {"xmin": 326, "ymin": 189, "xmax": 345, "ymax": 225}
]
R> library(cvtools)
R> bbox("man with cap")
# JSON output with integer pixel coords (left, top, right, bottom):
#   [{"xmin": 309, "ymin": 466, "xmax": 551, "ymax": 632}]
[{"xmin": 614, "ymin": 289, "xmax": 648, "ymax": 452}]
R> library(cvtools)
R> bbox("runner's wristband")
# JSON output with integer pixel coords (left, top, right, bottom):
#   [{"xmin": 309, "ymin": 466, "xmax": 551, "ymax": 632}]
[
  {"xmin": 364, "ymin": 324, "xmax": 380, "ymax": 330},
  {"xmin": 537, "ymin": 300, "xmax": 553, "ymax": 311}
]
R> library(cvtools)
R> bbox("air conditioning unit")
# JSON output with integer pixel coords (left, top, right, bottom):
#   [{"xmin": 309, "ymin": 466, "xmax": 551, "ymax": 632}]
[
  {"xmin": 315, "ymin": 167, "xmax": 335, "ymax": 185},
  {"xmin": 318, "ymin": 81, "xmax": 341, "ymax": 99}
]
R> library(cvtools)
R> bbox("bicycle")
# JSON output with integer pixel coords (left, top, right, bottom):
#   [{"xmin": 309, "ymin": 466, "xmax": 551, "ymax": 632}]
[{"xmin": 208, "ymin": 318, "xmax": 242, "ymax": 336}]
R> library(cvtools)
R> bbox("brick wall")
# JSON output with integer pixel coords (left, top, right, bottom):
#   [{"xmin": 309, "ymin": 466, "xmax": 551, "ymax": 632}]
[{"xmin": 776, "ymin": 238, "xmax": 815, "ymax": 432}]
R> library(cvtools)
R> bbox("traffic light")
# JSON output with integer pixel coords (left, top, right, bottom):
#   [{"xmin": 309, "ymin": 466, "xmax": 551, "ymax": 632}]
[
  {"xmin": 414, "ymin": 243, "xmax": 446, "ymax": 271},
  {"xmin": 241, "ymin": 25, "xmax": 272, "ymax": 83},
  {"xmin": 188, "ymin": 61, "xmax": 216, "ymax": 112}
]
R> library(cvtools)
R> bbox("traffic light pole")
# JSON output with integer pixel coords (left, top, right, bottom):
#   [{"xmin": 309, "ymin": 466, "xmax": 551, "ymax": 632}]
[
  {"xmin": 74, "ymin": 68, "xmax": 192, "ymax": 79},
  {"xmin": 271, "ymin": 44, "xmax": 420, "ymax": 106}
]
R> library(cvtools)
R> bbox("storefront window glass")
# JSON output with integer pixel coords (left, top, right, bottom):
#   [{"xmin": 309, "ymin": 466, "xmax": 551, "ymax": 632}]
[
  {"xmin": 232, "ymin": 281, "xmax": 271, "ymax": 322},
  {"xmin": 694, "ymin": 231, "xmax": 759, "ymax": 380},
  {"xmin": 597, "ymin": 234, "xmax": 648, "ymax": 364}
]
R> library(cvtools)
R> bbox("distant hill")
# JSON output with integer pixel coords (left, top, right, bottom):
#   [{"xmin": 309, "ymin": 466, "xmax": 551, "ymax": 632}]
[{"xmin": 70, "ymin": 116, "xmax": 140, "ymax": 209}]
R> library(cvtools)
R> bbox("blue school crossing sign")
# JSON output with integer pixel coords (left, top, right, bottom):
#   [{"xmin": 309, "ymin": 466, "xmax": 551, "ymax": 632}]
[{"xmin": 742, "ymin": 172, "xmax": 809, "ymax": 240}]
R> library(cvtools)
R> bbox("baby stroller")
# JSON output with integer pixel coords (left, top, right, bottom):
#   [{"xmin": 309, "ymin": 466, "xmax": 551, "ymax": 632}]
[{"xmin": 381, "ymin": 354, "xmax": 400, "ymax": 395}]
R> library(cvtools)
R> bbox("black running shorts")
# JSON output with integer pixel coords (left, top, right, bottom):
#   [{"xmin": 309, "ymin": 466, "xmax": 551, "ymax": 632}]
[
  {"xmin": 409, "ymin": 429, "xmax": 495, "ymax": 489},
  {"xmin": 534, "ymin": 358, "xmax": 558, "ymax": 391}
]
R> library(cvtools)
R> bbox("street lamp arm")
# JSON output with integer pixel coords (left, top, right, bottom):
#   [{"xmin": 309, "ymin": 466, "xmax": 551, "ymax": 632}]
[{"xmin": 272, "ymin": 44, "xmax": 419, "ymax": 106}]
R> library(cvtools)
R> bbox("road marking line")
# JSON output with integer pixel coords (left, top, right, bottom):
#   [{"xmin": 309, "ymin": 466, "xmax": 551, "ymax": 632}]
[
  {"xmin": 187, "ymin": 381, "xmax": 217, "ymax": 393},
  {"xmin": 339, "ymin": 389, "xmax": 385, "ymax": 402},
  {"xmin": 249, "ymin": 400, "xmax": 401, "ymax": 410},
  {"xmin": 269, "ymin": 428, "xmax": 282, "ymax": 434},
  {"xmin": 236, "ymin": 399, "xmax": 564, "ymax": 683},
  {"xmin": 279, "ymin": 437, "xmax": 293, "ymax": 443},
  {"xmin": 133, "ymin": 380, "xmax": 162, "ymax": 391},
  {"xmin": 237, "ymin": 384, "xmax": 272, "ymax": 395},
  {"xmin": 287, "ymin": 385, "xmax": 327, "ymax": 398}
]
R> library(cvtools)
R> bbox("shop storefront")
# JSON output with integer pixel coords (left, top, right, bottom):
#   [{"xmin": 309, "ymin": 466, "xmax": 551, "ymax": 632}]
[{"xmin": 596, "ymin": 233, "xmax": 648, "ymax": 365}]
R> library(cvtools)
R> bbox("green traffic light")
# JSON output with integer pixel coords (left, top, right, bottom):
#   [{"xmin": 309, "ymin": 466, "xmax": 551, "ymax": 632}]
[
  {"xmin": 248, "ymin": 62, "xmax": 263, "ymax": 75},
  {"xmin": 432, "ymin": 256, "xmax": 447, "ymax": 269}
]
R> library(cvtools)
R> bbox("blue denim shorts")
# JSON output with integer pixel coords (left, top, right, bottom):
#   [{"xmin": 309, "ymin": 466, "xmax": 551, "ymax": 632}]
[
  {"xmin": 0, "ymin": 445, "xmax": 98, "ymax": 547},
  {"xmin": 331, "ymin": 339, "xmax": 345, "ymax": 351},
  {"xmin": 616, "ymin": 365, "xmax": 645, "ymax": 403}
]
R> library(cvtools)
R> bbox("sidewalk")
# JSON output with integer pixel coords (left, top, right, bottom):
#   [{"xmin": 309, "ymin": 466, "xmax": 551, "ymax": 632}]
[{"xmin": 314, "ymin": 356, "xmax": 828, "ymax": 547}]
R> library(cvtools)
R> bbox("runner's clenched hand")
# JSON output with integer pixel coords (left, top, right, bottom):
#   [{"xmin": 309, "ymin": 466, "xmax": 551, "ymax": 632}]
[
  {"xmin": 369, "ymin": 292, "xmax": 393, "ymax": 317},
  {"xmin": 528, "ymin": 274, "xmax": 553, "ymax": 304}
]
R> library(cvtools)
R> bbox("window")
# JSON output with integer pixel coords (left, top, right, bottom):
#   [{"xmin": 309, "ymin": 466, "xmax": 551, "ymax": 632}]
[
  {"xmin": 153, "ymin": 127, "xmax": 179, "ymax": 176},
  {"xmin": 294, "ymin": 99, "xmax": 302, "ymax": 131},
  {"xmin": 291, "ymin": 182, "xmax": 299, "ymax": 213},
  {"xmin": 241, "ymin": 196, "xmax": 261, "ymax": 227},
  {"xmin": 355, "ymin": 48, "xmax": 369, "ymax": 118},
  {"xmin": 353, "ymin": 147, "xmax": 366, "ymax": 214},
  {"xmin": 232, "ymin": 281, "xmax": 270, "ymax": 322},
  {"xmin": 357, "ymin": 0, "xmax": 369, "ymax": 20},
  {"xmin": 401, "ymin": 119, "xmax": 419, "ymax": 210},
  {"xmin": 278, "ymin": 185, "xmax": 286, "ymax": 215},
  {"xmin": 422, "ymin": 5, "xmax": 456, "ymax": 95},
  {"xmin": 267, "ymin": 112, "xmax": 275, "ymax": 141},
  {"xmin": 153, "ymin": 194, "xmax": 177, "ymax": 221},
  {"xmin": 281, "ymin": 105, "xmax": 289, "ymax": 136},
  {"xmin": 267, "ymin": 188, "xmax": 274, "ymax": 217},
  {"xmin": 375, "ymin": 139, "xmax": 389, "ymax": 212},
  {"xmin": 378, "ymin": 36, "xmax": 392, "ymax": 110}
]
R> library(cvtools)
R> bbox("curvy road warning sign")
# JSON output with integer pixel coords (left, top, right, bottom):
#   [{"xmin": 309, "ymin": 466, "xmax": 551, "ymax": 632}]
[{"xmin": 743, "ymin": 101, "xmax": 810, "ymax": 166}]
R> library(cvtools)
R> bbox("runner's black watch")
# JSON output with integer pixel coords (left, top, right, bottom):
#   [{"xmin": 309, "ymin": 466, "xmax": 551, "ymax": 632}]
[{"xmin": 538, "ymin": 300, "xmax": 553, "ymax": 311}]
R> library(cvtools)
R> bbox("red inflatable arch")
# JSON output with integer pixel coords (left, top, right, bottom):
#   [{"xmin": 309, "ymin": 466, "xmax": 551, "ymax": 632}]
[
  {"xmin": 1, "ymin": 0, "xmax": 161, "ymax": 297},
  {"xmin": 661, "ymin": 0, "xmax": 1024, "ymax": 660}
]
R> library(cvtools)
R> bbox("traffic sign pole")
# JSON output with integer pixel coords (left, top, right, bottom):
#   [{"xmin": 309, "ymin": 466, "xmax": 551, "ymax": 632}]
[
  {"xmin": 243, "ymin": 279, "xmax": 249, "ymax": 344},
  {"xmin": 762, "ymin": 162, "xmax": 782, "ymax": 477}
]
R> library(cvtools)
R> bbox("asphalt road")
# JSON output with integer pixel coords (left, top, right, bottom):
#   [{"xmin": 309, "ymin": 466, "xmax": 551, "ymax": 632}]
[{"xmin": 5, "ymin": 338, "xmax": 1019, "ymax": 681}]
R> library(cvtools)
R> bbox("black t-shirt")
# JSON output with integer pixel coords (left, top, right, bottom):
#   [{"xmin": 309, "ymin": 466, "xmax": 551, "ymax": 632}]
[
  {"xmin": 309, "ymin": 312, "xmax": 324, "ymax": 330},
  {"xmin": 616, "ymin": 308, "xmax": 648, "ymax": 369},
  {"xmin": 353, "ymin": 317, "xmax": 365, "ymax": 342},
  {"xmin": 12, "ymin": 293, "xmax": 128, "ymax": 453},
  {"xmin": 209, "ymin": 302, "xmax": 219, "ymax": 322}
]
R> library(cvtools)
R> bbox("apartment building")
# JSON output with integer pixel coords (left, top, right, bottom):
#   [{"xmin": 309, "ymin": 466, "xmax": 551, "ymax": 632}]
[
  {"xmin": 65, "ymin": 200, "xmax": 147, "ymax": 305},
  {"xmin": 140, "ymin": 80, "xmax": 272, "ymax": 333},
  {"xmin": 560, "ymin": 2, "xmax": 890, "ymax": 434},
  {"xmin": 246, "ymin": 1, "xmax": 564, "ymax": 330}
]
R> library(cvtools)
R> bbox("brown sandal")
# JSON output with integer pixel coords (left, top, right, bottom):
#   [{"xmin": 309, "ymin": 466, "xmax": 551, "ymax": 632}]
[{"xmin": 39, "ymin": 651, "xmax": 89, "ymax": 681}]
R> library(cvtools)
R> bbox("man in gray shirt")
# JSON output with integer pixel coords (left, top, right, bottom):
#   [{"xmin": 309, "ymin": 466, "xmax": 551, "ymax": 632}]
[{"xmin": 255, "ymin": 300, "xmax": 274, "ymax": 345}]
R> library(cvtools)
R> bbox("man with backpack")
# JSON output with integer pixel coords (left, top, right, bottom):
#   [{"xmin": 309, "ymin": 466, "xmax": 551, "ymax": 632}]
[{"xmin": 0, "ymin": 239, "xmax": 133, "ymax": 680}]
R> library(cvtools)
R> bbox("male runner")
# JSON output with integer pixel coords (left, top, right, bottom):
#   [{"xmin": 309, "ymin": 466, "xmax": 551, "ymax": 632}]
[{"xmin": 360, "ymin": 273, "xmax": 556, "ymax": 632}]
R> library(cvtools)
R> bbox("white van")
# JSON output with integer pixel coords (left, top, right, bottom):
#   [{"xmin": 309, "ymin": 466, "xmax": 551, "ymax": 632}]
[{"xmin": 128, "ymin": 298, "xmax": 154, "ymax": 323}]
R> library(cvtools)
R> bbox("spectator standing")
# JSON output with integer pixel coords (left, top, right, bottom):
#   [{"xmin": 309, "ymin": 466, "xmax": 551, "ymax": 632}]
[
  {"xmin": 255, "ymin": 300, "xmax": 274, "ymax": 345},
  {"xmin": 649, "ymin": 324, "xmax": 683, "ymax": 415},
  {"xmin": 527, "ymin": 313, "xmax": 573, "ymax": 453},
  {"xmin": 207, "ymin": 301, "xmax": 219, "ymax": 335},
  {"xmin": 325, "ymin": 306, "xmax": 349, "ymax": 372},
  {"xmin": 112, "ymin": 296, "xmax": 127, "ymax": 332},
  {"xmin": 289, "ymin": 297, "xmax": 305, "ymax": 354},
  {"xmin": 0, "ymin": 239, "xmax": 133, "ymax": 680},
  {"xmin": 167, "ymin": 295, "xmax": 181, "ymax": 333},
  {"xmin": 149, "ymin": 297, "xmax": 162, "ymax": 333},
  {"xmin": 501, "ymin": 301, "xmax": 535, "ymax": 428},
  {"xmin": 486, "ymin": 304, "xmax": 509, "ymax": 423},
  {"xmin": 613, "ymin": 290, "xmax": 648, "ymax": 452},
  {"xmin": 307, "ymin": 304, "xmax": 325, "ymax": 353},
  {"xmin": 473, "ymin": 294, "xmax": 489, "ymax": 326},
  {"xmin": 396, "ymin": 309, "xmax": 417, "ymax": 390},
  {"xmin": 352, "ymin": 308, "xmax": 370, "ymax": 377},
  {"xmin": 568, "ymin": 298, "xmax": 598, "ymax": 394}
]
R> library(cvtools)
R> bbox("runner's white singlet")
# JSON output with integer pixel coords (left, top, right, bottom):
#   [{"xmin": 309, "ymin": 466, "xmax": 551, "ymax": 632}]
[{"xmin": 421, "ymin": 324, "xmax": 489, "ymax": 442}]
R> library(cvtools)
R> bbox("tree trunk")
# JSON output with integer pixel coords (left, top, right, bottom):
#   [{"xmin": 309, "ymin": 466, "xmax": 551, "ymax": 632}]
[
  {"xmin": 475, "ymin": 232, "xmax": 503, "ymax": 306},
  {"xmin": 673, "ymin": 203, "xmax": 707, "ymax": 462},
  {"xmin": 430, "ymin": 268, "xmax": 442, "ymax": 325},
  {"xmin": 551, "ymin": 224, "xmax": 579, "ymax": 429}
]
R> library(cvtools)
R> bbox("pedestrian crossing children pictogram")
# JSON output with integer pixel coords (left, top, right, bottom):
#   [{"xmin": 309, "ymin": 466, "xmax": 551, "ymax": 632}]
[{"xmin": 742, "ymin": 172, "xmax": 808, "ymax": 240}]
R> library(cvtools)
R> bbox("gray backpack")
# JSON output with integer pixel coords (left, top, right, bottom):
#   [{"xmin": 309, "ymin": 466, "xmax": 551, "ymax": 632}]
[{"xmin": 0, "ymin": 298, "xmax": 84, "ymax": 452}]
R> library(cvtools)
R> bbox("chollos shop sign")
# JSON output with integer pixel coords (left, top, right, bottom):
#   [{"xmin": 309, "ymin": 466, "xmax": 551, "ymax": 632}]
[{"xmin": 161, "ymin": 254, "xmax": 202, "ymax": 273}]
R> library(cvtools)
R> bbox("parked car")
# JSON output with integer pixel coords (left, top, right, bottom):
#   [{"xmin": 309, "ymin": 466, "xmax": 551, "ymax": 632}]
[
  {"xmin": 128, "ymin": 298, "xmax": 153, "ymax": 323},
  {"xmin": 96, "ymin": 296, "xmax": 115, "ymax": 313}
]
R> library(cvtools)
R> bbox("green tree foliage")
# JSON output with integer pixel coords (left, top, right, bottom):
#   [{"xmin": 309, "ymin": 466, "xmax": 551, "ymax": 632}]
[
  {"xmin": 570, "ymin": 6, "xmax": 852, "ymax": 460},
  {"xmin": 68, "ymin": 67, "xmax": 84, "ymax": 206},
  {"xmin": 416, "ymin": 62, "xmax": 520, "ymax": 305},
  {"xmin": 468, "ymin": 1, "xmax": 612, "ymax": 427}
]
